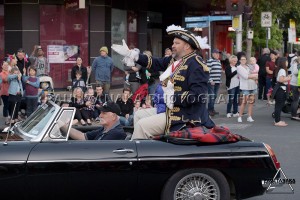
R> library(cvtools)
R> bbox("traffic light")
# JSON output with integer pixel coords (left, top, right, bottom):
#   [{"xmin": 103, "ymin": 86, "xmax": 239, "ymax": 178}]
[
  {"xmin": 243, "ymin": 5, "xmax": 252, "ymax": 20},
  {"xmin": 243, "ymin": 5, "xmax": 254, "ymax": 28},
  {"xmin": 226, "ymin": 0, "xmax": 245, "ymax": 16}
]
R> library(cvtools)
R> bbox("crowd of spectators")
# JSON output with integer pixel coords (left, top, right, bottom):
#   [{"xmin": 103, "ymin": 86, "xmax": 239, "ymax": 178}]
[{"xmin": 1, "ymin": 44, "xmax": 300, "ymax": 132}]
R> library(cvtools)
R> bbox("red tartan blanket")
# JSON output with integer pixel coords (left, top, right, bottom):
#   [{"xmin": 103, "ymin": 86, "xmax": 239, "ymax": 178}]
[{"xmin": 153, "ymin": 125, "xmax": 242, "ymax": 143}]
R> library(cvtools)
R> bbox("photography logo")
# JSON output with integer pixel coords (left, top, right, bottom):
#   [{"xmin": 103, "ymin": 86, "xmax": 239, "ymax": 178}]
[{"xmin": 264, "ymin": 168, "xmax": 295, "ymax": 194}]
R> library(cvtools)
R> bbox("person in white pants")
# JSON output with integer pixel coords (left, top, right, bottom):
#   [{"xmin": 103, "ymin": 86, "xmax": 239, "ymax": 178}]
[{"xmin": 131, "ymin": 108, "xmax": 166, "ymax": 140}]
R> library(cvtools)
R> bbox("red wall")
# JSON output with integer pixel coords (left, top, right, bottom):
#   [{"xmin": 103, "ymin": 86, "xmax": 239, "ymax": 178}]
[{"xmin": 40, "ymin": 5, "xmax": 89, "ymax": 88}]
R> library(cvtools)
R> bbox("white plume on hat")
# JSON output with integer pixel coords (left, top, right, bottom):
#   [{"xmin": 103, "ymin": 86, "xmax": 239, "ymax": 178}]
[
  {"xmin": 166, "ymin": 24, "xmax": 186, "ymax": 32},
  {"xmin": 166, "ymin": 24, "xmax": 210, "ymax": 49},
  {"xmin": 195, "ymin": 35, "xmax": 210, "ymax": 49}
]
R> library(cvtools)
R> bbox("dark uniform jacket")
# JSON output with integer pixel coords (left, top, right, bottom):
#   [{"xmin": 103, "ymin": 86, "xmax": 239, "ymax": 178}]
[
  {"xmin": 85, "ymin": 121, "xmax": 126, "ymax": 140},
  {"xmin": 137, "ymin": 51, "xmax": 215, "ymax": 132}
]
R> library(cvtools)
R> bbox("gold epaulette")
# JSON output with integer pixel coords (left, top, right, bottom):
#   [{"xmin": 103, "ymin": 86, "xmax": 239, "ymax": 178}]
[
  {"xmin": 195, "ymin": 56, "xmax": 209, "ymax": 72},
  {"xmin": 146, "ymin": 54, "xmax": 152, "ymax": 69}
]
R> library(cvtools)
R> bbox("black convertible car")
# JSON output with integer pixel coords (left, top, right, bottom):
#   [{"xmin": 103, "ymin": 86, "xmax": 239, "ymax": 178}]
[{"xmin": 0, "ymin": 101, "xmax": 280, "ymax": 200}]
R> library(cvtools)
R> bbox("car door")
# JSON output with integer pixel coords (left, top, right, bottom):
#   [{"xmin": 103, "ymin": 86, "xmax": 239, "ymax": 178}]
[
  {"xmin": 26, "ymin": 139, "xmax": 138, "ymax": 199},
  {"xmin": 0, "ymin": 140, "xmax": 37, "ymax": 199}
]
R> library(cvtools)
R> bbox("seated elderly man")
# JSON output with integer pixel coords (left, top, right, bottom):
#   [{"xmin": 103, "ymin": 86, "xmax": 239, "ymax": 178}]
[{"xmin": 66, "ymin": 102, "xmax": 126, "ymax": 140}]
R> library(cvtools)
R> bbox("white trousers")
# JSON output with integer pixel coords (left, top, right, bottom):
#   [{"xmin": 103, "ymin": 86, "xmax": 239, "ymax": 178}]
[{"xmin": 131, "ymin": 108, "xmax": 166, "ymax": 140}]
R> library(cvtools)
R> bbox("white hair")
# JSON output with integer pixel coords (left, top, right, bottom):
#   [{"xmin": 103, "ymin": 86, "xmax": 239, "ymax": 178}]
[{"xmin": 262, "ymin": 48, "xmax": 270, "ymax": 54}]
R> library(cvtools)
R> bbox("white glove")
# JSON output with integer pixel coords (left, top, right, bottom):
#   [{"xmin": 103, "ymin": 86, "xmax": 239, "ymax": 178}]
[
  {"xmin": 162, "ymin": 80, "xmax": 174, "ymax": 109},
  {"xmin": 111, "ymin": 39, "xmax": 130, "ymax": 57},
  {"xmin": 111, "ymin": 39, "xmax": 139, "ymax": 60},
  {"xmin": 112, "ymin": 39, "xmax": 139, "ymax": 66}
]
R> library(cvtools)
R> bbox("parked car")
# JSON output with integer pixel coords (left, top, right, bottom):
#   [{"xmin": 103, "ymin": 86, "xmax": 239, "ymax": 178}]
[{"xmin": 0, "ymin": 101, "xmax": 281, "ymax": 200}]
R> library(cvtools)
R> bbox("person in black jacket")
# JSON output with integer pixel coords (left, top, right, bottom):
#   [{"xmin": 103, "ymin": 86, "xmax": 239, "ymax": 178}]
[
  {"xmin": 225, "ymin": 55, "xmax": 240, "ymax": 118},
  {"xmin": 257, "ymin": 48, "xmax": 271, "ymax": 100},
  {"xmin": 116, "ymin": 87, "xmax": 134, "ymax": 126},
  {"xmin": 16, "ymin": 48, "xmax": 31, "ymax": 75},
  {"xmin": 71, "ymin": 57, "xmax": 88, "ymax": 84},
  {"xmin": 93, "ymin": 84, "xmax": 111, "ymax": 121}
]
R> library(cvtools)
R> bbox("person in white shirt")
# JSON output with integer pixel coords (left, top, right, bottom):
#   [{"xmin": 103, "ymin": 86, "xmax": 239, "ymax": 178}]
[
  {"xmin": 290, "ymin": 57, "xmax": 300, "ymax": 121},
  {"xmin": 236, "ymin": 55, "xmax": 258, "ymax": 123},
  {"xmin": 273, "ymin": 57, "xmax": 292, "ymax": 126},
  {"xmin": 225, "ymin": 55, "xmax": 239, "ymax": 118}
]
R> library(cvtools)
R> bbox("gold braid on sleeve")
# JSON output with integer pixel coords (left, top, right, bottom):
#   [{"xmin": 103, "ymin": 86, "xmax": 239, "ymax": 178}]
[{"xmin": 146, "ymin": 54, "xmax": 152, "ymax": 69}]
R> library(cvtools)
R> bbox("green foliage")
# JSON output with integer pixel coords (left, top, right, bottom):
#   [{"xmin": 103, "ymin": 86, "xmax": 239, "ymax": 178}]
[{"xmin": 209, "ymin": 0, "xmax": 300, "ymax": 52}]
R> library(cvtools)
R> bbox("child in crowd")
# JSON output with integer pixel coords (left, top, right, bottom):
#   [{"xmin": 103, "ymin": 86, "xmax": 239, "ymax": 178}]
[
  {"xmin": 249, "ymin": 57, "xmax": 259, "ymax": 84},
  {"xmin": 123, "ymin": 48, "xmax": 141, "ymax": 85},
  {"xmin": 38, "ymin": 93, "xmax": 48, "ymax": 108},
  {"xmin": 134, "ymin": 100, "xmax": 142, "ymax": 113},
  {"xmin": 142, "ymin": 95, "xmax": 153, "ymax": 109},
  {"xmin": 0, "ymin": 61, "xmax": 10, "ymax": 124},
  {"xmin": 125, "ymin": 70, "xmax": 141, "ymax": 85},
  {"xmin": 7, "ymin": 67, "xmax": 23, "ymax": 124},
  {"xmin": 22, "ymin": 67, "xmax": 40, "ymax": 117},
  {"xmin": 83, "ymin": 88, "xmax": 96, "ymax": 125},
  {"xmin": 7, "ymin": 54, "xmax": 17, "ymax": 72},
  {"xmin": 72, "ymin": 70, "xmax": 86, "ymax": 92}
]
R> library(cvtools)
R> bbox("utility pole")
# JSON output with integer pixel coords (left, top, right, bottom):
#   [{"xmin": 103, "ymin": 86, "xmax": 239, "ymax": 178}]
[
  {"xmin": 236, "ymin": 15, "xmax": 243, "ymax": 53},
  {"xmin": 245, "ymin": 0, "xmax": 253, "ymax": 61},
  {"xmin": 226, "ymin": 0, "xmax": 245, "ymax": 53}
]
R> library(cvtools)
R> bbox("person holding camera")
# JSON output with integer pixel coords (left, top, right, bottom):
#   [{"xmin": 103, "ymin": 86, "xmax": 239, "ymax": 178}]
[{"xmin": 30, "ymin": 45, "xmax": 50, "ymax": 76}]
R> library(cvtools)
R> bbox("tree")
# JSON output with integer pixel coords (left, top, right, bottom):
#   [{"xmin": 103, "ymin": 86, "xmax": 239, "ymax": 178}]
[{"xmin": 212, "ymin": 0, "xmax": 300, "ymax": 55}]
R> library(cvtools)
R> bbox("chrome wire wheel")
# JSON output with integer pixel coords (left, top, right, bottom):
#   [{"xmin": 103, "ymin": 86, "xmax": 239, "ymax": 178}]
[{"xmin": 174, "ymin": 173, "xmax": 220, "ymax": 200}]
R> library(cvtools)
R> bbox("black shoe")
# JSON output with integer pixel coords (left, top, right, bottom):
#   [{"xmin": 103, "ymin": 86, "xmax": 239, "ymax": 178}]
[
  {"xmin": 291, "ymin": 117, "xmax": 300, "ymax": 121},
  {"xmin": 213, "ymin": 110, "xmax": 219, "ymax": 115}
]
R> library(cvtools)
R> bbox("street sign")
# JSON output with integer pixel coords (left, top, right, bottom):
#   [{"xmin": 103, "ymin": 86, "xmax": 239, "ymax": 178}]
[
  {"xmin": 185, "ymin": 16, "xmax": 209, "ymax": 22},
  {"xmin": 261, "ymin": 12, "xmax": 272, "ymax": 27},
  {"xmin": 186, "ymin": 22, "xmax": 209, "ymax": 28},
  {"xmin": 289, "ymin": 19, "xmax": 296, "ymax": 28},
  {"xmin": 267, "ymin": 27, "xmax": 271, "ymax": 40},
  {"xmin": 210, "ymin": 16, "xmax": 232, "ymax": 21},
  {"xmin": 185, "ymin": 15, "xmax": 232, "ymax": 23},
  {"xmin": 288, "ymin": 28, "xmax": 296, "ymax": 43},
  {"xmin": 232, "ymin": 16, "xmax": 239, "ymax": 29}
]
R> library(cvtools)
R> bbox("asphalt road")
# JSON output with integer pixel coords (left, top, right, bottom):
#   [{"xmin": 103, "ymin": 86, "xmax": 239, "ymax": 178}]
[{"xmin": 211, "ymin": 99, "xmax": 299, "ymax": 200}]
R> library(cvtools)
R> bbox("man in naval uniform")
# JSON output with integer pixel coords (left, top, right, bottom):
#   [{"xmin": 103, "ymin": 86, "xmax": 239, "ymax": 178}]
[{"xmin": 112, "ymin": 25, "xmax": 215, "ymax": 139}]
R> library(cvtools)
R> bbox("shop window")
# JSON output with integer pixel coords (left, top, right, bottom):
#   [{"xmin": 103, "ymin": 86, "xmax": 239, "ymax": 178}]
[
  {"xmin": 40, "ymin": 5, "xmax": 88, "ymax": 88},
  {"xmin": 0, "ymin": 5, "xmax": 4, "ymax": 62}
]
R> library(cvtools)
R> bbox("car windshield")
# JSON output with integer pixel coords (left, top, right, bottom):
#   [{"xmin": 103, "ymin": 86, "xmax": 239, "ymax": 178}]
[{"xmin": 18, "ymin": 102, "xmax": 56, "ymax": 139}]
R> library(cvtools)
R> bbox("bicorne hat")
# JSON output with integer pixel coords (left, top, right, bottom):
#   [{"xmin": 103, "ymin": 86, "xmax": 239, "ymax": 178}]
[{"xmin": 166, "ymin": 24, "xmax": 210, "ymax": 50}]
